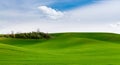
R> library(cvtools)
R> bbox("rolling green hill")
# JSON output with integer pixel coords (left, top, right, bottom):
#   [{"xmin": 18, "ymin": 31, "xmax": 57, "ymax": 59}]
[{"xmin": 0, "ymin": 32, "xmax": 120, "ymax": 65}]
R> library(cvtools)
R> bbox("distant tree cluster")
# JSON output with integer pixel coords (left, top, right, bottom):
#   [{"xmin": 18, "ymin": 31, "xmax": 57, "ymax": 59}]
[{"xmin": 2, "ymin": 31, "xmax": 51, "ymax": 39}]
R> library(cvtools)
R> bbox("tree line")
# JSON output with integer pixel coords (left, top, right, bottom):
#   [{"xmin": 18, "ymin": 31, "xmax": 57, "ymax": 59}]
[{"xmin": 1, "ymin": 31, "xmax": 52, "ymax": 39}]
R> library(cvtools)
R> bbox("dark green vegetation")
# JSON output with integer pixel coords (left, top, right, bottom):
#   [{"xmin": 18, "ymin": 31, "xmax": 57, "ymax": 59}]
[
  {"xmin": 1, "ymin": 31, "xmax": 51, "ymax": 39},
  {"xmin": 0, "ymin": 32, "xmax": 120, "ymax": 65}
]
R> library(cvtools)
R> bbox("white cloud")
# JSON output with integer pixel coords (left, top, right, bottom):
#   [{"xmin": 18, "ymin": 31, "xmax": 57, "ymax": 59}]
[
  {"xmin": 38, "ymin": 6, "xmax": 64, "ymax": 19},
  {"xmin": 110, "ymin": 22, "xmax": 120, "ymax": 28}
]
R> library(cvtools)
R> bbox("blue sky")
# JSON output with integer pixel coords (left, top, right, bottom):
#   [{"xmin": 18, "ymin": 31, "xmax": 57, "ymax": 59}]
[
  {"xmin": 0, "ymin": 0, "xmax": 99, "ymax": 11},
  {"xmin": 49, "ymin": 0, "xmax": 100, "ymax": 11},
  {"xmin": 0, "ymin": 0, "xmax": 120, "ymax": 33}
]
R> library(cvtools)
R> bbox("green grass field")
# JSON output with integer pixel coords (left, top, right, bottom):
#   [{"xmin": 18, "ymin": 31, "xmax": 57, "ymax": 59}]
[{"xmin": 0, "ymin": 32, "xmax": 120, "ymax": 65}]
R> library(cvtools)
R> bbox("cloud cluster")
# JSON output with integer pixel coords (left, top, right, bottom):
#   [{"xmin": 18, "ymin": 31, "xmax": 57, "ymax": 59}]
[{"xmin": 38, "ymin": 6, "xmax": 64, "ymax": 19}]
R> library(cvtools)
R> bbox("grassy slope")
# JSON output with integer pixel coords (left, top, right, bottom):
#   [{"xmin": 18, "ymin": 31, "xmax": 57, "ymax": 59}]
[{"xmin": 0, "ymin": 33, "xmax": 120, "ymax": 65}]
